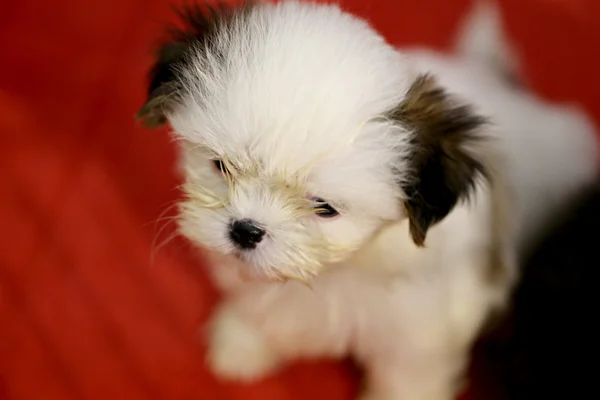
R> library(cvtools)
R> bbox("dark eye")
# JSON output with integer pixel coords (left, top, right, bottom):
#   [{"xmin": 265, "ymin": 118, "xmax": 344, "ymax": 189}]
[
  {"xmin": 312, "ymin": 197, "xmax": 339, "ymax": 218},
  {"xmin": 212, "ymin": 159, "xmax": 228, "ymax": 174}
]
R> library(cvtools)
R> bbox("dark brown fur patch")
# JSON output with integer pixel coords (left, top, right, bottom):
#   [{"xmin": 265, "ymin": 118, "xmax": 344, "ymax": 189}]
[
  {"xmin": 137, "ymin": 1, "xmax": 257, "ymax": 128},
  {"xmin": 390, "ymin": 74, "xmax": 489, "ymax": 246}
]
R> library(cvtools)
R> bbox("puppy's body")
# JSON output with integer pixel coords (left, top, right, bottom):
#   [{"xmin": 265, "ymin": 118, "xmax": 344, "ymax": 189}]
[
  {"xmin": 205, "ymin": 47, "xmax": 597, "ymax": 399},
  {"xmin": 139, "ymin": 1, "xmax": 598, "ymax": 399}
]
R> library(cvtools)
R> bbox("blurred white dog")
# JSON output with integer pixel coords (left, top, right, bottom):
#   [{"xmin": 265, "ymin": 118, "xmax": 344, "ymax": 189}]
[{"xmin": 138, "ymin": 1, "xmax": 598, "ymax": 399}]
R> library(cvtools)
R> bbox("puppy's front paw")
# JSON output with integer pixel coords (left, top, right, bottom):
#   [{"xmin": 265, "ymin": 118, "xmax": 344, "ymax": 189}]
[{"xmin": 206, "ymin": 306, "xmax": 282, "ymax": 383}]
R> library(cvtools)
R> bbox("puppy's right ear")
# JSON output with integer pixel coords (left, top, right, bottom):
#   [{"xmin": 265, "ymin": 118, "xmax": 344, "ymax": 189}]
[{"xmin": 137, "ymin": 2, "xmax": 249, "ymax": 128}]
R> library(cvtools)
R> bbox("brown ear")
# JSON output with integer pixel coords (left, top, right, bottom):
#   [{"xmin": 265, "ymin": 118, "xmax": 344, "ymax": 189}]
[
  {"xmin": 390, "ymin": 74, "xmax": 489, "ymax": 246},
  {"xmin": 137, "ymin": 2, "xmax": 254, "ymax": 128}
]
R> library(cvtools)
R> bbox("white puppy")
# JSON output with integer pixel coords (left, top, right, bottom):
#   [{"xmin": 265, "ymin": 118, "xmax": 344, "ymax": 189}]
[{"xmin": 138, "ymin": 1, "xmax": 598, "ymax": 399}]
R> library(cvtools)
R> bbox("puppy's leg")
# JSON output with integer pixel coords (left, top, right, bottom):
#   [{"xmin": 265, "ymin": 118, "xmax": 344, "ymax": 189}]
[
  {"xmin": 205, "ymin": 303, "xmax": 283, "ymax": 382},
  {"xmin": 205, "ymin": 276, "xmax": 352, "ymax": 382},
  {"xmin": 359, "ymin": 350, "xmax": 467, "ymax": 400},
  {"xmin": 357, "ymin": 311, "xmax": 469, "ymax": 400},
  {"xmin": 355, "ymin": 270, "xmax": 492, "ymax": 400}
]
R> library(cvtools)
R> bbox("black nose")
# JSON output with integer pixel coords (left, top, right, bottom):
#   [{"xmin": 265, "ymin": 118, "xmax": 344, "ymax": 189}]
[{"xmin": 229, "ymin": 219, "xmax": 265, "ymax": 250}]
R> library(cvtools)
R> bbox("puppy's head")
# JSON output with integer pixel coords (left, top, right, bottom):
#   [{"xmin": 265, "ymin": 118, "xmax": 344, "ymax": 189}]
[{"xmin": 139, "ymin": 1, "xmax": 488, "ymax": 281}]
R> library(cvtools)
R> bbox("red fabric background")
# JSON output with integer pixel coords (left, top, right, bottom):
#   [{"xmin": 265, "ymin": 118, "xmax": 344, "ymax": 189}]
[{"xmin": 1, "ymin": 0, "xmax": 598, "ymax": 399}]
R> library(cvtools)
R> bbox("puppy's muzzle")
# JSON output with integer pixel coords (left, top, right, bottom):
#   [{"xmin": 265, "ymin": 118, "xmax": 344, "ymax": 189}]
[{"xmin": 229, "ymin": 219, "xmax": 265, "ymax": 250}]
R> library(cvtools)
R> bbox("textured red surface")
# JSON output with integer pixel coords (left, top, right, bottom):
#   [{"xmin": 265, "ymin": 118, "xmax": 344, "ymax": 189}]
[{"xmin": 1, "ymin": 0, "xmax": 599, "ymax": 399}]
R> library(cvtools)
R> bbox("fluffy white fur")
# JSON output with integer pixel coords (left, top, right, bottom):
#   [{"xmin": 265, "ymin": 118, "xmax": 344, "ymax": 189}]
[{"xmin": 144, "ymin": 1, "xmax": 598, "ymax": 399}]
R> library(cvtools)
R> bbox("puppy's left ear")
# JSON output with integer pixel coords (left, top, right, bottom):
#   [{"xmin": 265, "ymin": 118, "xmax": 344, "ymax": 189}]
[{"xmin": 390, "ymin": 74, "xmax": 489, "ymax": 246}]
